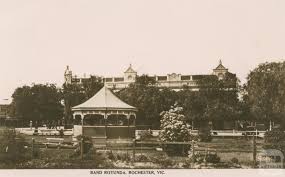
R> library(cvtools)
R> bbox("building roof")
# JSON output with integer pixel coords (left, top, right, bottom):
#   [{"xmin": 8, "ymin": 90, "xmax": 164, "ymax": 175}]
[
  {"xmin": 72, "ymin": 86, "xmax": 137, "ymax": 111},
  {"xmin": 214, "ymin": 60, "xmax": 228, "ymax": 70},
  {"xmin": 124, "ymin": 64, "xmax": 136, "ymax": 73}
]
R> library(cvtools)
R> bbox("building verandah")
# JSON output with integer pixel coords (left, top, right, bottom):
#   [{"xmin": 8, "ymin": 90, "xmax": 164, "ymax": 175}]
[{"xmin": 73, "ymin": 110, "xmax": 136, "ymax": 139}]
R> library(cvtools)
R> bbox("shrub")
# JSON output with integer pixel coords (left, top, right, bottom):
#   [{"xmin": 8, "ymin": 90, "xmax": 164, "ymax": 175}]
[
  {"xmin": 160, "ymin": 105, "xmax": 191, "ymax": 156},
  {"xmin": 231, "ymin": 157, "xmax": 239, "ymax": 164},
  {"xmin": 193, "ymin": 153, "xmax": 204, "ymax": 164},
  {"xmin": 159, "ymin": 158, "xmax": 175, "ymax": 168},
  {"xmin": 149, "ymin": 154, "xmax": 175, "ymax": 168},
  {"xmin": 106, "ymin": 151, "xmax": 117, "ymax": 161},
  {"xmin": 190, "ymin": 152, "xmax": 220, "ymax": 164},
  {"xmin": 205, "ymin": 153, "xmax": 220, "ymax": 164},
  {"xmin": 135, "ymin": 154, "xmax": 149, "ymax": 162},
  {"xmin": 84, "ymin": 147, "xmax": 98, "ymax": 160},
  {"xmin": 75, "ymin": 135, "xmax": 93, "ymax": 154},
  {"xmin": 264, "ymin": 130, "xmax": 285, "ymax": 153},
  {"xmin": 264, "ymin": 130, "xmax": 285, "ymax": 144},
  {"xmin": 119, "ymin": 153, "xmax": 131, "ymax": 162},
  {"xmin": 0, "ymin": 128, "xmax": 29, "ymax": 162},
  {"xmin": 182, "ymin": 158, "xmax": 195, "ymax": 168}
]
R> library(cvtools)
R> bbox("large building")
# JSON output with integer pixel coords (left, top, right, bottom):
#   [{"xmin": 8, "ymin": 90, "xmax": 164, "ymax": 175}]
[{"xmin": 64, "ymin": 60, "xmax": 236, "ymax": 91}]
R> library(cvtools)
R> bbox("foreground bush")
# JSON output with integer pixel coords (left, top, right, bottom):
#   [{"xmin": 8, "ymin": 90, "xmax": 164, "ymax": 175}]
[
  {"xmin": 16, "ymin": 149, "xmax": 114, "ymax": 169},
  {"xmin": 73, "ymin": 135, "xmax": 93, "ymax": 156},
  {"xmin": 264, "ymin": 130, "xmax": 285, "ymax": 153},
  {"xmin": 160, "ymin": 105, "xmax": 191, "ymax": 156},
  {"xmin": 16, "ymin": 158, "xmax": 114, "ymax": 169},
  {"xmin": 189, "ymin": 152, "xmax": 221, "ymax": 164},
  {"xmin": 0, "ymin": 128, "xmax": 30, "ymax": 163},
  {"xmin": 264, "ymin": 130, "xmax": 285, "ymax": 144},
  {"xmin": 149, "ymin": 154, "xmax": 176, "ymax": 168}
]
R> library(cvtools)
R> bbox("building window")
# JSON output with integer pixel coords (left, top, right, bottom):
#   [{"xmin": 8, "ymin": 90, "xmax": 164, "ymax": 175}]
[
  {"xmin": 72, "ymin": 78, "xmax": 80, "ymax": 83},
  {"xmin": 157, "ymin": 76, "xmax": 167, "ymax": 81},
  {"xmin": 114, "ymin": 77, "xmax": 124, "ymax": 82},
  {"xmin": 181, "ymin": 75, "xmax": 191, "ymax": 80},
  {"xmin": 105, "ymin": 78, "xmax": 113, "ymax": 82}
]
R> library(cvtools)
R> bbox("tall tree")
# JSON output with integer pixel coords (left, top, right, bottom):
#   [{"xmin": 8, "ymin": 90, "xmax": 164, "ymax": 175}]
[
  {"xmin": 117, "ymin": 75, "xmax": 177, "ymax": 129},
  {"xmin": 178, "ymin": 73, "xmax": 240, "ymax": 129},
  {"xmin": 245, "ymin": 61, "xmax": 285, "ymax": 129},
  {"xmin": 10, "ymin": 84, "xmax": 63, "ymax": 126},
  {"xmin": 62, "ymin": 75, "xmax": 104, "ymax": 126}
]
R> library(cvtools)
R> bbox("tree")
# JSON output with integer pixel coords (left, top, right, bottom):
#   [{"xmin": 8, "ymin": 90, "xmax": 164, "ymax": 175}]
[
  {"xmin": 10, "ymin": 84, "xmax": 63, "ymax": 127},
  {"xmin": 62, "ymin": 75, "xmax": 104, "ymax": 127},
  {"xmin": 159, "ymin": 104, "xmax": 191, "ymax": 155},
  {"xmin": 245, "ymin": 61, "xmax": 285, "ymax": 129},
  {"xmin": 117, "ymin": 75, "xmax": 177, "ymax": 129},
  {"xmin": 178, "ymin": 73, "xmax": 240, "ymax": 130}
]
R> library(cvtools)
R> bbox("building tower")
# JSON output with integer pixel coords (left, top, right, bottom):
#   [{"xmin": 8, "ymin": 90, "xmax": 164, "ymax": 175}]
[
  {"xmin": 213, "ymin": 60, "xmax": 228, "ymax": 80},
  {"xmin": 124, "ymin": 64, "xmax": 137, "ymax": 82},
  {"xmin": 64, "ymin": 65, "xmax": 73, "ymax": 84}
]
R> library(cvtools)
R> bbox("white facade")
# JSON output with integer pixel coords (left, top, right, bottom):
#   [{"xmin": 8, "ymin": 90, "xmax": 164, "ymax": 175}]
[{"xmin": 64, "ymin": 61, "xmax": 232, "ymax": 91}]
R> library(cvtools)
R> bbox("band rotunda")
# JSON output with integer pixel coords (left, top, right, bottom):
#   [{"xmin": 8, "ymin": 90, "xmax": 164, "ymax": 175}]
[{"xmin": 72, "ymin": 85, "xmax": 137, "ymax": 144}]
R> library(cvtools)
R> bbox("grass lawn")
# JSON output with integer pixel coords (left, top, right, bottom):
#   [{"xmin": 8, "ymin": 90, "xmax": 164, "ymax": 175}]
[{"xmin": 0, "ymin": 126, "xmax": 266, "ymax": 168}]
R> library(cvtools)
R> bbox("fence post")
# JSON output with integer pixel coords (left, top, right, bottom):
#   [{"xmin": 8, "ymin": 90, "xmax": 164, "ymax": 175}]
[
  {"xmin": 32, "ymin": 138, "xmax": 35, "ymax": 158},
  {"xmin": 132, "ymin": 139, "xmax": 136, "ymax": 163},
  {"xmin": 81, "ymin": 137, "xmax": 84, "ymax": 160},
  {"xmin": 253, "ymin": 133, "xmax": 257, "ymax": 168},
  {"xmin": 191, "ymin": 140, "xmax": 195, "ymax": 156}
]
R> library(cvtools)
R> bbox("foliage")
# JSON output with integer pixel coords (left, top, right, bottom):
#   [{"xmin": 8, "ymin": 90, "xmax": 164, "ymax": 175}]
[
  {"xmin": 10, "ymin": 84, "xmax": 63, "ymax": 125},
  {"xmin": 160, "ymin": 105, "xmax": 191, "ymax": 142},
  {"xmin": 149, "ymin": 154, "xmax": 175, "ymax": 168},
  {"xmin": 62, "ymin": 76, "xmax": 103, "ymax": 126},
  {"xmin": 160, "ymin": 105, "xmax": 191, "ymax": 155},
  {"xmin": 264, "ymin": 130, "xmax": 285, "ymax": 144},
  {"xmin": 117, "ymin": 153, "xmax": 131, "ymax": 162},
  {"xmin": 177, "ymin": 73, "xmax": 240, "ymax": 129},
  {"xmin": 231, "ymin": 157, "xmax": 239, "ymax": 164},
  {"xmin": 135, "ymin": 154, "xmax": 149, "ymax": 162},
  {"xmin": 106, "ymin": 151, "xmax": 132, "ymax": 162},
  {"xmin": 0, "ymin": 129, "xmax": 29, "ymax": 162},
  {"xmin": 245, "ymin": 61, "xmax": 285, "ymax": 125},
  {"xmin": 106, "ymin": 151, "xmax": 117, "ymax": 161},
  {"xmin": 74, "ymin": 135, "xmax": 93, "ymax": 154},
  {"xmin": 205, "ymin": 153, "xmax": 221, "ymax": 164},
  {"xmin": 192, "ymin": 152, "xmax": 221, "ymax": 164},
  {"xmin": 14, "ymin": 148, "xmax": 114, "ymax": 169},
  {"xmin": 118, "ymin": 73, "xmax": 239, "ymax": 130},
  {"xmin": 117, "ymin": 75, "xmax": 177, "ymax": 129}
]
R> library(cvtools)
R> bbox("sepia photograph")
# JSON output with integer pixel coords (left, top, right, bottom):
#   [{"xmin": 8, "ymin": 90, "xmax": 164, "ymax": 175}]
[{"xmin": 0, "ymin": 0, "xmax": 285, "ymax": 176}]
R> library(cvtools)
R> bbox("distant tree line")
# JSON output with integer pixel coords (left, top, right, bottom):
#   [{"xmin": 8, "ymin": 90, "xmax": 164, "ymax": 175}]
[
  {"xmin": 9, "ymin": 84, "xmax": 63, "ymax": 128},
  {"xmin": 7, "ymin": 61, "xmax": 285, "ymax": 130}
]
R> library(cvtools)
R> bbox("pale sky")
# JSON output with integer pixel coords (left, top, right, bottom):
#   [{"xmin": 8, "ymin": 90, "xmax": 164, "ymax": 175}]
[{"xmin": 0, "ymin": 0, "xmax": 285, "ymax": 100}]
